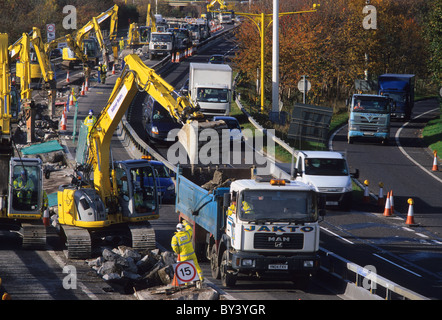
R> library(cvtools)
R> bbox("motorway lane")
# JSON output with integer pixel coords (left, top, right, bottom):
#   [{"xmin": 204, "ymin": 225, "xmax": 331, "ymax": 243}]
[{"xmin": 324, "ymin": 98, "xmax": 442, "ymax": 299}]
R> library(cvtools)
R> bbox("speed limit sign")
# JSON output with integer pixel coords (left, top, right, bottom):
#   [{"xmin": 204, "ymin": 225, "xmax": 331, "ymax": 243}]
[{"xmin": 173, "ymin": 261, "xmax": 200, "ymax": 284}]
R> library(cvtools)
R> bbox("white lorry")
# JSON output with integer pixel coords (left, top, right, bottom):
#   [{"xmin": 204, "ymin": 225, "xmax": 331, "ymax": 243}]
[
  {"xmin": 148, "ymin": 32, "xmax": 174, "ymax": 60},
  {"xmin": 189, "ymin": 62, "xmax": 232, "ymax": 116},
  {"xmin": 176, "ymin": 166, "xmax": 325, "ymax": 287},
  {"xmin": 294, "ymin": 151, "xmax": 358, "ymax": 211}
]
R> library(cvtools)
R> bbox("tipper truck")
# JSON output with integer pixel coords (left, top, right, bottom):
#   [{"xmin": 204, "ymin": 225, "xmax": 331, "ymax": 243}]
[
  {"xmin": 378, "ymin": 74, "xmax": 415, "ymax": 121},
  {"xmin": 175, "ymin": 166, "xmax": 325, "ymax": 287},
  {"xmin": 189, "ymin": 62, "xmax": 232, "ymax": 116}
]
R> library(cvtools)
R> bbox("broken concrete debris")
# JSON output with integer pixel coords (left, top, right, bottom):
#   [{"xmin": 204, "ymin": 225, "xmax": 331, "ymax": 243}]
[{"xmin": 86, "ymin": 246, "xmax": 220, "ymax": 300}]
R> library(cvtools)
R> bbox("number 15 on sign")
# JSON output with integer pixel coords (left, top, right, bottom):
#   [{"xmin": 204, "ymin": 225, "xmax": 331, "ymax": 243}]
[{"xmin": 173, "ymin": 261, "xmax": 200, "ymax": 284}]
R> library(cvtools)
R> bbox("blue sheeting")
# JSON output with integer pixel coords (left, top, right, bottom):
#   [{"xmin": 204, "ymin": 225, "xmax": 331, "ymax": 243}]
[{"xmin": 21, "ymin": 140, "xmax": 63, "ymax": 155}]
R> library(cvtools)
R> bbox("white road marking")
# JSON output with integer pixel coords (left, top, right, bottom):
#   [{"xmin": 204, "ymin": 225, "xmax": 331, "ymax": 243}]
[
  {"xmin": 373, "ymin": 253, "xmax": 422, "ymax": 278},
  {"xmin": 320, "ymin": 226, "xmax": 355, "ymax": 244}
]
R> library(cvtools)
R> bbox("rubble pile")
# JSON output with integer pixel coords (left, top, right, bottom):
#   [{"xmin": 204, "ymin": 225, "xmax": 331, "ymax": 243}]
[
  {"xmin": 86, "ymin": 246, "xmax": 221, "ymax": 300},
  {"xmin": 86, "ymin": 246, "xmax": 177, "ymax": 291}
]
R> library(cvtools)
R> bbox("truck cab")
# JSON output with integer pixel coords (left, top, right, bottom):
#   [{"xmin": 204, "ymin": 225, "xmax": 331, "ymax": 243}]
[
  {"xmin": 347, "ymin": 94, "xmax": 392, "ymax": 145},
  {"xmin": 295, "ymin": 151, "xmax": 357, "ymax": 211},
  {"xmin": 378, "ymin": 74, "xmax": 415, "ymax": 121},
  {"xmin": 148, "ymin": 32, "xmax": 174, "ymax": 60}
]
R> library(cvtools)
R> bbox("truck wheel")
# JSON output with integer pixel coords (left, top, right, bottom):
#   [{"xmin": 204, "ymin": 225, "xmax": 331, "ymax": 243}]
[
  {"xmin": 210, "ymin": 245, "xmax": 220, "ymax": 279},
  {"xmin": 220, "ymin": 250, "xmax": 237, "ymax": 287},
  {"xmin": 348, "ymin": 136, "xmax": 353, "ymax": 144}
]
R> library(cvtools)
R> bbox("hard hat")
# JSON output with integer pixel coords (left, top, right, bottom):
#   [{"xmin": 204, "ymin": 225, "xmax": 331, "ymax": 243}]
[
  {"xmin": 89, "ymin": 109, "xmax": 94, "ymax": 115},
  {"xmin": 176, "ymin": 223, "xmax": 185, "ymax": 232}
]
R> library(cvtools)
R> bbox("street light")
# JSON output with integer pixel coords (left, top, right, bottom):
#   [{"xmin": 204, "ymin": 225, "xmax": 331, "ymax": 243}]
[{"xmin": 235, "ymin": 5, "xmax": 319, "ymax": 113}]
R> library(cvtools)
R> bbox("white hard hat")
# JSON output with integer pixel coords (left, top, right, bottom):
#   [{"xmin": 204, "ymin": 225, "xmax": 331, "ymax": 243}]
[{"xmin": 176, "ymin": 223, "xmax": 185, "ymax": 232}]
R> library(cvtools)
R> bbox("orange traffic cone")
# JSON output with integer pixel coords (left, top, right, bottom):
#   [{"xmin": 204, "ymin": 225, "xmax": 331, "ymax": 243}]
[
  {"xmin": 43, "ymin": 209, "xmax": 50, "ymax": 227},
  {"xmin": 377, "ymin": 182, "xmax": 385, "ymax": 207},
  {"xmin": 66, "ymin": 71, "xmax": 70, "ymax": 83},
  {"xmin": 405, "ymin": 198, "xmax": 417, "ymax": 226},
  {"xmin": 69, "ymin": 92, "xmax": 74, "ymax": 106},
  {"xmin": 85, "ymin": 78, "xmax": 89, "ymax": 92},
  {"xmin": 383, "ymin": 191, "xmax": 392, "ymax": 216},
  {"xmin": 171, "ymin": 52, "xmax": 176, "ymax": 63},
  {"xmin": 432, "ymin": 151, "xmax": 438, "ymax": 171},
  {"xmin": 389, "ymin": 190, "xmax": 395, "ymax": 214},
  {"xmin": 60, "ymin": 107, "xmax": 67, "ymax": 131},
  {"xmin": 112, "ymin": 64, "xmax": 115, "ymax": 75},
  {"xmin": 176, "ymin": 51, "xmax": 181, "ymax": 63},
  {"xmin": 362, "ymin": 180, "xmax": 370, "ymax": 203},
  {"xmin": 80, "ymin": 83, "xmax": 85, "ymax": 96}
]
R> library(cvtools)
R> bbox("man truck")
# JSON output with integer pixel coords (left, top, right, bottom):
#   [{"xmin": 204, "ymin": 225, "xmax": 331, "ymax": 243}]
[
  {"xmin": 175, "ymin": 166, "xmax": 325, "ymax": 287},
  {"xmin": 189, "ymin": 62, "xmax": 232, "ymax": 116},
  {"xmin": 378, "ymin": 74, "xmax": 415, "ymax": 121}
]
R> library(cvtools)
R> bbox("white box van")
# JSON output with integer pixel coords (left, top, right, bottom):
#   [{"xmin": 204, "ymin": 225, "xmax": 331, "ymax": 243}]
[{"xmin": 295, "ymin": 151, "xmax": 358, "ymax": 211}]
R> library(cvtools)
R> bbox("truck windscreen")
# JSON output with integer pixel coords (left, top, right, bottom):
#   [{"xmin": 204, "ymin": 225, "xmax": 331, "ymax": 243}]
[
  {"xmin": 238, "ymin": 190, "xmax": 317, "ymax": 222},
  {"xmin": 353, "ymin": 97, "xmax": 390, "ymax": 113}
]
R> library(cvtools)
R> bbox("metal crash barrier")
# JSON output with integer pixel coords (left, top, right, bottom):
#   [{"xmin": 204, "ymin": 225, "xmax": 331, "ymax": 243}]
[{"xmin": 318, "ymin": 248, "xmax": 430, "ymax": 300}]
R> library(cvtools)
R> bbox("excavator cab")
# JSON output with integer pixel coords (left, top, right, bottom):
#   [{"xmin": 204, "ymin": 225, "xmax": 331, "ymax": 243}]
[
  {"xmin": 8, "ymin": 158, "xmax": 43, "ymax": 218},
  {"xmin": 113, "ymin": 160, "xmax": 159, "ymax": 222}
]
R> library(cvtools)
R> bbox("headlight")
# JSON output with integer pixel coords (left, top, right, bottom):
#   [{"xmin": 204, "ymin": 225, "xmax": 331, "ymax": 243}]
[
  {"xmin": 151, "ymin": 126, "xmax": 159, "ymax": 134},
  {"xmin": 167, "ymin": 184, "xmax": 175, "ymax": 191},
  {"xmin": 242, "ymin": 259, "xmax": 255, "ymax": 267},
  {"xmin": 303, "ymin": 260, "xmax": 314, "ymax": 268}
]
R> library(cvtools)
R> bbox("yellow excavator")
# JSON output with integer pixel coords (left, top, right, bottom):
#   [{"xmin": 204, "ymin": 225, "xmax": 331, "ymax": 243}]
[
  {"xmin": 57, "ymin": 54, "xmax": 224, "ymax": 258},
  {"xmin": 127, "ymin": 4, "xmax": 157, "ymax": 49},
  {"xmin": 1, "ymin": 33, "xmax": 47, "ymax": 248},
  {"xmin": 62, "ymin": 4, "xmax": 118, "ymax": 69}
]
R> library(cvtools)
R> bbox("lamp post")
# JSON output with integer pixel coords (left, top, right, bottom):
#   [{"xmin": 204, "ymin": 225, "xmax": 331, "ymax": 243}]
[{"xmin": 236, "ymin": 5, "xmax": 318, "ymax": 113}]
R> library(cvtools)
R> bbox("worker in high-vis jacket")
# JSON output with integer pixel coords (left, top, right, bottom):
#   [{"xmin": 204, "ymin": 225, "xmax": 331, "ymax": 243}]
[{"xmin": 171, "ymin": 222, "xmax": 203, "ymax": 282}]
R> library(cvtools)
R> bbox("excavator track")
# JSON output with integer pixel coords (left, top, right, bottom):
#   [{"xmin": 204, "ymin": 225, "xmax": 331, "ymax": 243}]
[
  {"xmin": 61, "ymin": 222, "xmax": 156, "ymax": 259},
  {"xmin": 62, "ymin": 225, "xmax": 92, "ymax": 259},
  {"xmin": 129, "ymin": 222, "xmax": 156, "ymax": 251},
  {"xmin": 20, "ymin": 222, "xmax": 47, "ymax": 250}
]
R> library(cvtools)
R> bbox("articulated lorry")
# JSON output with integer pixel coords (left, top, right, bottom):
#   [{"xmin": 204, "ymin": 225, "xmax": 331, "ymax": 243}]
[
  {"xmin": 347, "ymin": 94, "xmax": 392, "ymax": 145},
  {"xmin": 189, "ymin": 62, "xmax": 232, "ymax": 116},
  {"xmin": 175, "ymin": 166, "xmax": 325, "ymax": 287},
  {"xmin": 378, "ymin": 74, "xmax": 415, "ymax": 121}
]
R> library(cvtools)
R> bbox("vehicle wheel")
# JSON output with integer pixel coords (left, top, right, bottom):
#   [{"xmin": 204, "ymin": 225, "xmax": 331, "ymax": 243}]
[
  {"xmin": 348, "ymin": 136, "xmax": 353, "ymax": 144},
  {"xmin": 382, "ymin": 138, "xmax": 389, "ymax": 145},
  {"xmin": 210, "ymin": 245, "xmax": 220, "ymax": 279},
  {"xmin": 220, "ymin": 250, "xmax": 237, "ymax": 287}
]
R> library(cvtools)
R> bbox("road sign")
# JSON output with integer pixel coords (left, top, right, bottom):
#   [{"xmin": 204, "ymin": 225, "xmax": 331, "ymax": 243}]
[
  {"xmin": 298, "ymin": 79, "xmax": 311, "ymax": 93},
  {"xmin": 173, "ymin": 260, "xmax": 199, "ymax": 284},
  {"xmin": 46, "ymin": 24, "xmax": 56, "ymax": 42}
]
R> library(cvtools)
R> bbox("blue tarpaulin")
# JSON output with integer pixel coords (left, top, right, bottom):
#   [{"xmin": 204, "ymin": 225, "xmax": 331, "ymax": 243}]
[{"xmin": 21, "ymin": 140, "xmax": 64, "ymax": 155}]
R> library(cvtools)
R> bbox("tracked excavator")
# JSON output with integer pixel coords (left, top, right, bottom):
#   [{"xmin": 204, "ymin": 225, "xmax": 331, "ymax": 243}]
[
  {"xmin": 57, "ymin": 54, "xmax": 225, "ymax": 258},
  {"xmin": 1, "ymin": 33, "xmax": 47, "ymax": 248}
]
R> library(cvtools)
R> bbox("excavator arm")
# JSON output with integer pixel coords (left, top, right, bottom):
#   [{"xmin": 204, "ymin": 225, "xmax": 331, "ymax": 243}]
[
  {"xmin": 207, "ymin": 0, "xmax": 228, "ymax": 12},
  {"xmin": 30, "ymin": 27, "xmax": 55, "ymax": 84},
  {"xmin": 87, "ymin": 54, "xmax": 202, "ymax": 201},
  {"xmin": 8, "ymin": 33, "xmax": 32, "ymax": 101},
  {"xmin": 146, "ymin": 4, "xmax": 157, "ymax": 33},
  {"xmin": 0, "ymin": 33, "xmax": 11, "ymax": 141}
]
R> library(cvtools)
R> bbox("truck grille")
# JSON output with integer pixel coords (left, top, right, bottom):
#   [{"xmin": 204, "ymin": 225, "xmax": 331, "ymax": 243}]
[
  {"xmin": 254, "ymin": 233, "xmax": 304, "ymax": 250},
  {"xmin": 154, "ymin": 45, "xmax": 167, "ymax": 50}
]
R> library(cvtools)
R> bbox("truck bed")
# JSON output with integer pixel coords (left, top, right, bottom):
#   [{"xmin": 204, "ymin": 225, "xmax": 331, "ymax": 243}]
[{"xmin": 176, "ymin": 166, "xmax": 253, "ymax": 239}]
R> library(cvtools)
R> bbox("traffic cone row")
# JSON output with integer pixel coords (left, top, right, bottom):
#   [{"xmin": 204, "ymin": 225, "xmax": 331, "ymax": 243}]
[{"xmin": 432, "ymin": 151, "xmax": 438, "ymax": 171}]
